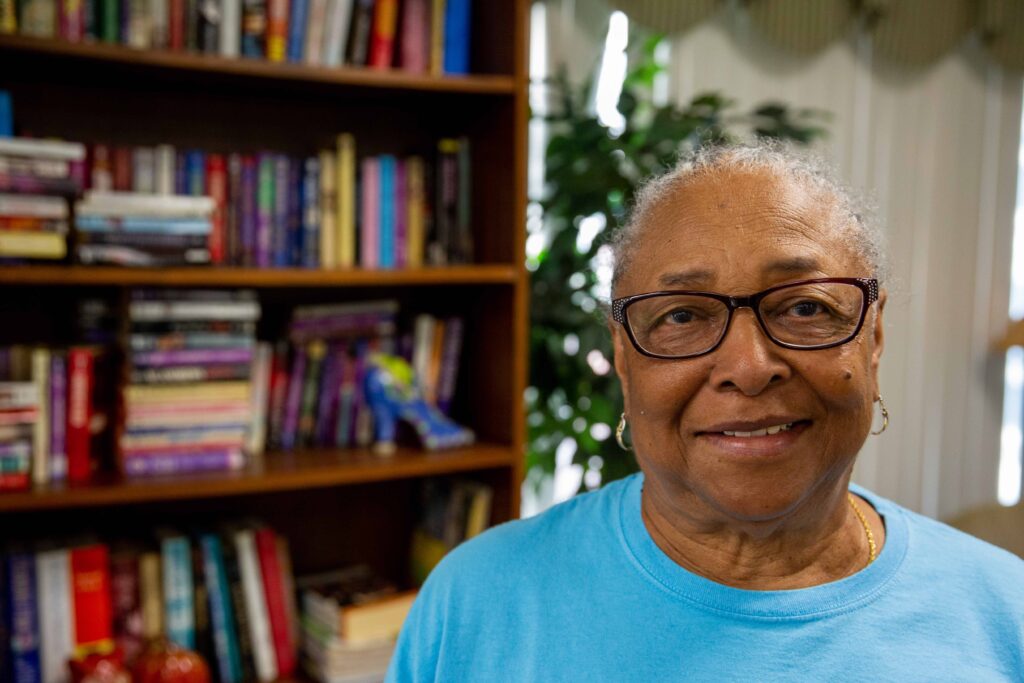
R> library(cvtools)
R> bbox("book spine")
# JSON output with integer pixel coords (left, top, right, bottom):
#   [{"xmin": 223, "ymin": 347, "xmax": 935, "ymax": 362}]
[
  {"xmin": 313, "ymin": 343, "xmax": 338, "ymax": 445},
  {"xmin": 399, "ymin": 0, "xmax": 427, "ymax": 72},
  {"xmin": 0, "ymin": 0, "xmax": 16, "ymax": 33},
  {"xmin": 333, "ymin": 348, "xmax": 353, "ymax": 447},
  {"xmin": 256, "ymin": 153, "xmax": 274, "ymax": 268},
  {"xmin": 240, "ymin": 155, "xmax": 257, "ymax": 266},
  {"xmin": 200, "ymin": 536, "xmax": 243, "ymax": 683},
  {"xmin": 206, "ymin": 153, "xmax": 228, "ymax": 265},
  {"xmin": 70, "ymin": 544, "xmax": 113, "ymax": 657},
  {"xmin": 271, "ymin": 155, "xmax": 289, "ymax": 267},
  {"xmin": 30, "ymin": 349, "xmax": 49, "ymax": 487},
  {"xmin": 246, "ymin": 342, "xmax": 272, "ymax": 456},
  {"xmin": 226, "ymin": 153, "xmax": 243, "ymax": 264},
  {"xmin": 162, "ymin": 536, "xmax": 195, "ymax": 649},
  {"xmin": 127, "ymin": 0, "xmax": 150, "ymax": 47},
  {"xmin": 302, "ymin": 0, "xmax": 326, "ymax": 65},
  {"xmin": 359, "ymin": 156, "xmax": 378, "ymax": 268},
  {"xmin": 48, "ymin": 354, "xmax": 67, "ymax": 483},
  {"xmin": 138, "ymin": 553, "xmax": 163, "ymax": 640},
  {"xmin": 300, "ymin": 156, "xmax": 320, "ymax": 268},
  {"xmin": 442, "ymin": 0, "xmax": 469, "ymax": 74},
  {"xmin": 149, "ymin": 0, "xmax": 167, "ymax": 47},
  {"xmin": 266, "ymin": 341, "xmax": 289, "ymax": 449},
  {"xmin": 233, "ymin": 530, "xmax": 276, "ymax": 682},
  {"xmin": 317, "ymin": 149, "xmax": 336, "ymax": 269},
  {"xmin": 367, "ymin": 0, "xmax": 396, "ymax": 68},
  {"xmin": 198, "ymin": 0, "xmax": 220, "ymax": 51},
  {"xmin": 125, "ymin": 449, "xmax": 244, "ymax": 475},
  {"xmin": 435, "ymin": 316, "xmax": 462, "ymax": 414},
  {"xmin": 65, "ymin": 348, "xmax": 93, "ymax": 484},
  {"xmin": 284, "ymin": 0, "xmax": 304, "ymax": 61},
  {"xmin": 220, "ymin": 0, "xmax": 240, "ymax": 55},
  {"xmin": 378, "ymin": 155, "xmax": 395, "ymax": 269},
  {"xmin": 319, "ymin": 0, "xmax": 349, "ymax": 66},
  {"xmin": 455, "ymin": 136, "xmax": 472, "ymax": 263},
  {"xmin": 395, "ymin": 157, "xmax": 407, "ymax": 268},
  {"xmin": 279, "ymin": 346, "xmax": 306, "ymax": 450},
  {"xmin": 35, "ymin": 549, "xmax": 73, "ymax": 683},
  {"xmin": 286, "ymin": 156, "xmax": 302, "ymax": 267},
  {"xmin": 109, "ymin": 552, "xmax": 144, "ymax": 665},
  {"xmin": 264, "ymin": 0, "xmax": 287, "ymax": 61},
  {"xmin": 240, "ymin": 0, "xmax": 265, "ymax": 57},
  {"xmin": 7, "ymin": 553, "xmax": 41, "ymax": 683},
  {"xmin": 335, "ymin": 132, "xmax": 355, "ymax": 268},
  {"xmin": 184, "ymin": 0, "xmax": 199, "ymax": 50},
  {"xmin": 429, "ymin": 0, "xmax": 444, "ymax": 75},
  {"xmin": 60, "ymin": 0, "xmax": 83, "ymax": 40},
  {"xmin": 344, "ymin": 0, "xmax": 372, "ymax": 66},
  {"xmin": 296, "ymin": 340, "xmax": 324, "ymax": 447},
  {"xmin": 185, "ymin": 150, "xmax": 206, "ymax": 196},
  {"xmin": 133, "ymin": 347, "xmax": 254, "ymax": 367},
  {"xmin": 253, "ymin": 529, "xmax": 294, "ymax": 677},
  {"xmin": 220, "ymin": 534, "xmax": 257, "ymax": 683}
]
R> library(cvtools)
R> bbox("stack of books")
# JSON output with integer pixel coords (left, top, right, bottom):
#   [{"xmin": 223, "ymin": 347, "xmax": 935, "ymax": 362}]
[
  {"xmin": 299, "ymin": 566, "xmax": 417, "ymax": 683},
  {"xmin": 0, "ymin": 342, "xmax": 116, "ymax": 489},
  {"xmin": 0, "ymin": 137, "xmax": 84, "ymax": 262},
  {"xmin": 121, "ymin": 289, "xmax": 261, "ymax": 477},
  {"xmin": 75, "ymin": 191, "xmax": 216, "ymax": 266},
  {"xmin": 0, "ymin": 522, "xmax": 299, "ymax": 683},
  {"xmin": 4, "ymin": 0, "xmax": 472, "ymax": 75}
]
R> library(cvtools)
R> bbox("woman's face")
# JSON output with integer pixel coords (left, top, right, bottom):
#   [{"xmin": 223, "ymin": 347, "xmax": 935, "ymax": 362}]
[{"xmin": 612, "ymin": 167, "xmax": 886, "ymax": 523}]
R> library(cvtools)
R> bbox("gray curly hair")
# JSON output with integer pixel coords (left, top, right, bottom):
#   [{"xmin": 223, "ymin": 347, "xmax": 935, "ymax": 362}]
[{"xmin": 609, "ymin": 140, "xmax": 889, "ymax": 295}]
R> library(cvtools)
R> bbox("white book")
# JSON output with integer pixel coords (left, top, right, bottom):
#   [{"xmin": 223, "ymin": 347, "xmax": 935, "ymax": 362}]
[
  {"xmin": 0, "ymin": 137, "xmax": 85, "ymax": 161},
  {"xmin": 36, "ymin": 549, "xmax": 75, "ymax": 683},
  {"xmin": 30, "ymin": 348, "xmax": 49, "ymax": 487},
  {"xmin": 304, "ymin": 0, "xmax": 328, "ymax": 65},
  {"xmin": 322, "ymin": 0, "xmax": 353, "ymax": 67},
  {"xmin": 154, "ymin": 145, "xmax": 176, "ymax": 195},
  {"xmin": 149, "ymin": 0, "xmax": 168, "ymax": 47},
  {"xmin": 132, "ymin": 148, "xmax": 157, "ymax": 194},
  {"xmin": 78, "ymin": 191, "xmax": 216, "ymax": 218},
  {"xmin": 0, "ymin": 194, "xmax": 68, "ymax": 219},
  {"xmin": 129, "ymin": 299, "xmax": 261, "ymax": 322},
  {"xmin": 128, "ymin": 0, "xmax": 152, "ymax": 48},
  {"xmin": 234, "ymin": 529, "xmax": 278, "ymax": 682},
  {"xmin": 220, "ymin": 0, "xmax": 241, "ymax": 57}
]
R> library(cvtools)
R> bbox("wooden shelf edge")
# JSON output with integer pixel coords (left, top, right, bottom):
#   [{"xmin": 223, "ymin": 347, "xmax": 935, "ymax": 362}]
[
  {"xmin": 0, "ymin": 34, "xmax": 516, "ymax": 95},
  {"xmin": 0, "ymin": 443, "xmax": 517, "ymax": 512},
  {"xmin": 0, "ymin": 264, "xmax": 520, "ymax": 287}
]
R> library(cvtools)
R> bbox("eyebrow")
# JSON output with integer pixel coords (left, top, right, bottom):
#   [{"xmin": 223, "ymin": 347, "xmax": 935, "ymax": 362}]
[{"xmin": 655, "ymin": 257, "xmax": 824, "ymax": 289}]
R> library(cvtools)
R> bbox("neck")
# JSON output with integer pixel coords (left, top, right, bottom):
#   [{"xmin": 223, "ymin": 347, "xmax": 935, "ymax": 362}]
[{"xmin": 640, "ymin": 477, "xmax": 885, "ymax": 590}]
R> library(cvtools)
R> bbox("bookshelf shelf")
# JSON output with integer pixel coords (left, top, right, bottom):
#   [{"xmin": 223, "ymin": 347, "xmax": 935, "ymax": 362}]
[
  {"xmin": 0, "ymin": 264, "xmax": 521, "ymax": 287},
  {"xmin": 0, "ymin": 34, "xmax": 518, "ymax": 96},
  {"xmin": 0, "ymin": 443, "xmax": 517, "ymax": 512}
]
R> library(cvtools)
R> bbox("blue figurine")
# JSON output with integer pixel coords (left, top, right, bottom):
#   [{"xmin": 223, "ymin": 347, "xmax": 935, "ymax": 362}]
[{"xmin": 363, "ymin": 353, "xmax": 474, "ymax": 455}]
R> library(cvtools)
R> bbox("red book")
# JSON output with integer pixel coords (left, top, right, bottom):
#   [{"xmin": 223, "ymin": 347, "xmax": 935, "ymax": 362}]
[
  {"xmin": 206, "ymin": 154, "xmax": 227, "ymax": 265},
  {"xmin": 0, "ymin": 472, "xmax": 29, "ymax": 491},
  {"xmin": 112, "ymin": 147, "xmax": 132, "ymax": 192},
  {"xmin": 66, "ymin": 347, "xmax": 94, "ymax": 483},
  {"xmin": 169, "ymin": 0, "xmax": 185, "ymax": 50},
  {"xmin": 71, "ymin": 544, "xmax": 114, "ymax": 655},
  {"xmin": 254, "ymin": 528, "xmax": 295, "ymax": 677},
  {"xmin": 368, "ymin": 0, "xmax": 398, "ymax": 69},
  {"xmin": 0, "ymin": 408, "xmax": 39, "ymax": 426}
]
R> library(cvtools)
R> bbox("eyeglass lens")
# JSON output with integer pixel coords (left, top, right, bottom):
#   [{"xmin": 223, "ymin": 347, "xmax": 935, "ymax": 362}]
[{"xmin": 625, "ymin": 282, "xmax": 866, "ymax": 357}]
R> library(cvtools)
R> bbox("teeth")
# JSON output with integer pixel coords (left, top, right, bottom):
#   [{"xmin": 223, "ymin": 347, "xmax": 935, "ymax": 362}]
[{"xmin": 723, "ymin": 422, "xmax": 793, "ymax": 438}]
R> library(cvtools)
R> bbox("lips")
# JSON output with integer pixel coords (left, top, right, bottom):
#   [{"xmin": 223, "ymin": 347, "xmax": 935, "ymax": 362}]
[
  {"xmin": 695, "ymin": 418, "xmax": 813, "ymax": 457},
  {"xmin": 696, "ymin": 418, "xmax": 812, "ymax": 437}
]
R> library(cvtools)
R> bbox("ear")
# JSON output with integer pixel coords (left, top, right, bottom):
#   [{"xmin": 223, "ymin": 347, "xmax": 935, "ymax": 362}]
[
  {"xmin": 609, "ymin": 320, "xmax": 632, "ymax": 411},
  {"xmin": 870, "ymin": 290, "xmax": 886, "ymax": 396}
]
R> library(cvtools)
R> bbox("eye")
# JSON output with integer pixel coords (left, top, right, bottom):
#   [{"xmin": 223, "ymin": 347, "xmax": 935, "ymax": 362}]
[
  {"xmin": 668, "ymin": 309, "xmax": 694, "ymax": 324},
  {"xmin": 790, "ymin": 301, "xmax": 825, "ymax": 317}
]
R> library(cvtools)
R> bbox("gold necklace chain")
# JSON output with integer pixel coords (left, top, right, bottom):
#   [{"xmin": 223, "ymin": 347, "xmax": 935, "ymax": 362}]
[{"xmin": 847, "ymin": 492, "xmax": 877, "ymax": 565}]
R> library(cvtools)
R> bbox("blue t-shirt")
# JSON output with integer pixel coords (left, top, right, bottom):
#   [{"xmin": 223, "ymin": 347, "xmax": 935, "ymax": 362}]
[{"xmin": 387, "ymin": 473, "xmax": 1024, "ymax": 682}]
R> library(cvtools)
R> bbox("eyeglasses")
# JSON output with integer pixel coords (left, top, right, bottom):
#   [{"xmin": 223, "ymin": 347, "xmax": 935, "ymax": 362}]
[{"xmin": 611, "ymin": 277, "xmax": 879, "ymax": 360}]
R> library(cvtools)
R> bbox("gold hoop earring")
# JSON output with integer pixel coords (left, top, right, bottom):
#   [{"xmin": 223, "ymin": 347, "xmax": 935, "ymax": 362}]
[
  {"xmin": 871, "ymin": 395, "xmax": 889, "ymax": 436},
  {"xmin": 616, "ymin": 412, "xmax": 633, "ymax": 451}
]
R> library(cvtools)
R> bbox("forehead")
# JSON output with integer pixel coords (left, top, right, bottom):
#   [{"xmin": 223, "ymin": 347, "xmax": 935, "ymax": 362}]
[{"xmin": 623, "ymin": 167, "xmax": 864, "ymax": 294}]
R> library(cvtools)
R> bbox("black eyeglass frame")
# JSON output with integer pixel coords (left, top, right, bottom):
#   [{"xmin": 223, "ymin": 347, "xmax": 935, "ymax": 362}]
[{"xmin": 611, "ymin": 277, "xmax": 880, "ymax": 360}]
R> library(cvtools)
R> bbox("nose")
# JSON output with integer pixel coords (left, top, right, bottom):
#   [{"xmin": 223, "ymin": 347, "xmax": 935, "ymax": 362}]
[{"xmin": 708, "ymin": 308, "xmax": 792, "ymax": 396}]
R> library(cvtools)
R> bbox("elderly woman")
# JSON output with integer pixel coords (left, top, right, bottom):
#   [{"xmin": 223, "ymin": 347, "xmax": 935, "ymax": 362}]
[{"xmin": 387, "ymin": 142, "xmax": 1024, "ymax": 681}]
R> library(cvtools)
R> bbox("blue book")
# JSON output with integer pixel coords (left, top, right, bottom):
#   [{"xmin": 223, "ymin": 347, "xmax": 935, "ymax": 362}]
[
  {"xmin": 442, "ymin": 0, "xmax": 471, "ymax": 75},
  {"xmin": 76, "ymin": 215, "xmax": 213, "ymax": 235},
  {"xmin": 0, "ymin": 90, "xmax": 12, "ymax": 137},
  {"xmin": 175, "ymin": 151, "xmax": 189, "ymax": 195},
  {"xmin": 301, "ymin": 156, "xmax": 320, "ymax": 269},
  {"xmin": 201, "ymin": 535, "xmax": 243, "ymax": 683},
  {"xmin": 162, "ymin": 535, "xmax": 196, "ymax": 649},
  {"xmin": 272, "ymin": 155, "xmax": 290, "ymax": 267},
  {"xmin": 379, "ymin": 155, "xmax": 395, "ymax": 269},
  {"xmin": 6, "ymin": 553, "xmax": 41, "ymax": 683},
  {"xmin": 286, "ymin": 0, "xmax": 308, "ymax": 62},
  {"xmin": 186, "ymin": 150, "xmax": 206, "ymax": 197},
  {"xmin": 287, "ymin": 157, "xmax": 302, "ymax": 266}
]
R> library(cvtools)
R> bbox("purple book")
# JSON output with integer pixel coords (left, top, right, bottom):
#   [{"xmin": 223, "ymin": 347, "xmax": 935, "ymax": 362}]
[
  {"xmin": 289, "ymin": 311, "xmax": 397, "ymax": 342},
  {"xmin": 133, "ymin": 347, "xmax": 254, "ymax": 367},
  {"xmin": 395, "ymin": 159, "xmax": 407, "ymax": 268},
  {"xmin": 241, "ymin": 155, "xmax": 258, "ymax": 267},
  {"xmin": 280, "ymin": 346, "xmax": 307, "ymax": 451},
  {"xmin": 49, "ymin": 353, "xmax": 67, "ymax": 482},
  {"xmin": 124, "ymin": 448, "xmax": 246, "ymax": 477},
  {"xmin": 256, "ymin": 153, "xmax": 275, "ymax": 268},
  {"xmin": 273, "ymin": 154, "xmax": 290, "ymax": 268},
  {"xmin": 314, "ymin": 344, "xmax": 340, "ymax": 447},
  {"xmin": 435, "ymin": 317, "xmax": 463, "ymax": 415}
]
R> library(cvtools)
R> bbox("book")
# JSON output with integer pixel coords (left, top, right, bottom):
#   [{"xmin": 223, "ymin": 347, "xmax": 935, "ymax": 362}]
[
  {"xmin": 358, "ymin": 156, "xmax": 378, "ymax": 268},
  {"xmin": 240, "ymin": 0, "xmax": 266, "ymax": 57},
  {"xmin": 78, "ymin": 191, "xmax": 215, "ymax": 218},
  {"xmin": 317, "ymin": 149, "xmax": 336, "ymax": 269},
  {"xmin": 220, "ymin": 0, "xmax": 241, "ymax": 56},
  {"xmin": 109, "ymin": 550, "xmax": 145, "ymax": 665},
  {"xmin": 344, "ymin": 0, "xmax": 373, "ymax": 66},
  {"xmin": 429, "ymin": 0, "xmax": 444, "ymax": 75},
  {"xmin": 69, "ymin": 544, "xmax": 113, "ymax": 657},
  {"xmin": 285, "ymin": 0, "xmax": 305, "ymax": 61},
  {"xmin": 206, "ymin": 153, "xmax": 228, "ymax": 265},
  {"xmin": 335, "ymin": 132, "xmax": 356, "ymax": 268},
  {"xmin": 303, "ymin": 0, "xmax": 327, "ymax": 65},
  {"xmin": 320, "ymin": 0, "xmax": 350, "ymax": 66},
  {"xmin": 219, "ymin": 531, "xmax": 257, "ymax": 683},
  {"xmin": 234, "ymin": 529, "xmax": 276, "ymax": 682},
  {"xmin": 6, "ymin": 552, "xmax": 41, "ymax": 683},
  {"xmin": 256, "ymin": 153, "xmax": 275, "ymax": 267},
  {"xmin": 65, "ymin": 346, "xmax": 94, "ymax": 484},
  {"xmin": 367, "ymin": 0, "xmax": 397, "ymax": 69},
  {"xmin": 254, "ymin": 528, "xmax": 295, "ymax": 678},
  {"xmin": 200, "ymin": 534, "xmax": 243, "ymax": 683},
  {"xmin": 398, "ymin": 0, "xmax": 427, "ymax": 72},
  {"xmin": 30, "ymin": 348, "xmax": 49, "ymax": 487},
  {"xmin": 0, "ymin": 194, "xmax": 68, "ymax": 219},
  {"xmin": 266, "ymin": 0, "xmax": 289, "ymax": 61},
  {"xmin": 48, "ymin": 353, "xmax": 67, "ymax": 482},
  {"xmin": 378, "ymin": 154, "xmax": 395, "ymax": 268},
  {"xmin": 139, "ymin": 552, "xmax": 164, "ymax": 640},
  {"xmin": 35, "ymin": 549, "xmax": 74, "ymax": 683},
  {"xmin": 442, "ymin": 0, "xmax": 469, "ymax": 73},
  {"xmin": 0, "ymin": 231, "xmax": 66, "ymax": 259},
  {"xmin": 161, "ymin": 534, "xmax": 195, "ymax": 649},
  {"xmin": 299, "ymin": 567, "xmax": 415, "ymax": 645},
  {"xmin": 0, "ymin": 138, "xmax": 86, "ymax": 162},
  {"xmin": 301, "ymin": 156, "xmax": 320, "ymax": 268}
]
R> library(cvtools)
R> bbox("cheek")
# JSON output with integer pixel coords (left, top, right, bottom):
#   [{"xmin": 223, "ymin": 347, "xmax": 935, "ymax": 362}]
[{"xmin": 622, "ymin": 357, "xmax": 706, "ymax": 428}]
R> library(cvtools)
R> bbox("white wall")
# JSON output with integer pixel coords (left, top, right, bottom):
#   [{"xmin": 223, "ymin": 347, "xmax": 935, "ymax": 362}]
[{"xmin": 540, "ymin": 1, "xmax": 1024, "ymax": 520}]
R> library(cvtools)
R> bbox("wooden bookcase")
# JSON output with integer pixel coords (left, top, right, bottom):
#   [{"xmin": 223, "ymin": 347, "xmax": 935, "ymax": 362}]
[{"xmin": 0, "ymin": 0, "xmax": 527, "ymax": 597}]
